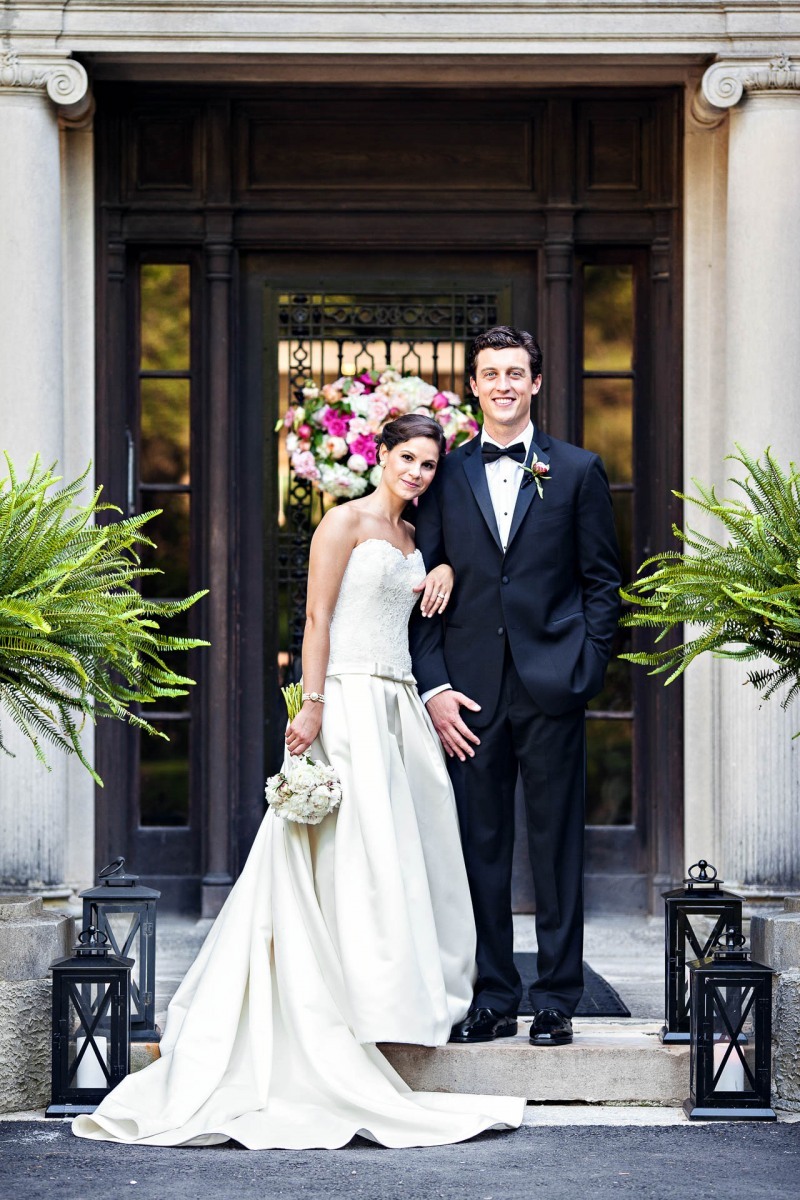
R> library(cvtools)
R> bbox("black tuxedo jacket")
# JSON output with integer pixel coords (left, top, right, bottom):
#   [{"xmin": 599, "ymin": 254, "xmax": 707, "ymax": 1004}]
[{"xmin": 410, "ymin": 428, "xmax": 622, "ymax": 725}]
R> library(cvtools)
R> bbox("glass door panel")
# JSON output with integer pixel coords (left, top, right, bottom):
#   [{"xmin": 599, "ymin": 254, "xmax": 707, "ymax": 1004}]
[{"xmin": 580, "ymin": 262, "xmax": 636, "ymax": 827}]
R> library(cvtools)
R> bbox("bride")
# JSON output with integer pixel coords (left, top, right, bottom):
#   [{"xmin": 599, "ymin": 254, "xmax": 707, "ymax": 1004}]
[{"xmin": 73, "ymin": 413, "xmax": 525, "ymax": 1150}]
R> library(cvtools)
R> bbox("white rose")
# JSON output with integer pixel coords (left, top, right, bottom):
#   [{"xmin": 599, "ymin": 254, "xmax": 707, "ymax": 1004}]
[
  {"xmin": 369, "ymin": 464, "xmax": 383, "ymax": 488},
  {"xmin": 285, "ymin": 432, "xmax": 299, "ymax": 454},
  {"xmin": 294, "ymin": 405, "xmax": 306, "ymax": 423},
  {"xmin": 350, "ymin": 392, "xmax": 371, "ymax": 417},
  {"xmin": 347, "ymin": 453, "xmax": 368, "ymax": 474}
]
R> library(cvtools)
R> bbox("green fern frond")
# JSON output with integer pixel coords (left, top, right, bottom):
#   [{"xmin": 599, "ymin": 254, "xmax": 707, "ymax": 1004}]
[
  {"xmin": 621, "ymin": 447, "xmax": 800, "ymax": 733},
  {"xmin": 0, "ymin": 456, "xmax": 208, "ymax": 779}
]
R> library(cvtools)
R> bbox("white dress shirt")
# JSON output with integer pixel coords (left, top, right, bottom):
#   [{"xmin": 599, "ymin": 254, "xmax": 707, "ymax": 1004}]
[
  {"xmin": 420, "ymin": 423, "xmax": 535, "ymax": 705},
  {"xmin": 481, "ymin": 422, "xmax": 534, "ymax": 552}
]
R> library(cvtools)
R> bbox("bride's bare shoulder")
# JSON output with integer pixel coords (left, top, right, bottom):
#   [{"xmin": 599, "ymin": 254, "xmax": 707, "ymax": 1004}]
[{"xmin": 313, "ymin": 502, "xmax": 363, "ymax": 548}]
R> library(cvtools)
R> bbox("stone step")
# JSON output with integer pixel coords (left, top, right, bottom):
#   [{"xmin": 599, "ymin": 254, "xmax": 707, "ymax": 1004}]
[
  {"xmin": 131, "ymin": 1020, "xmax": 690, "ymax": 1107},
  {"xmin": 382, "ymin": 1021, "xmax": 689, "ymax": 1106}
]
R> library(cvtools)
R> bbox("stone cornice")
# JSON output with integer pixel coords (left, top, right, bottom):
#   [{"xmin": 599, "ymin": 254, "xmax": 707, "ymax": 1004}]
[
  {"xmin": 0, "ymin": 52, "xmax": 90, "ymax": 113},
  {"xmin": 6, "ymin": 1, "xmax": 800, "ymax": 60}
]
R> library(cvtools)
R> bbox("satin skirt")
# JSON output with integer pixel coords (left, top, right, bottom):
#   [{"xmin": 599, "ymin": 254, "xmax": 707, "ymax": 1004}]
[{"xmin": 72, "ymin": 670, "xmax": 525, "ymax": 1149}]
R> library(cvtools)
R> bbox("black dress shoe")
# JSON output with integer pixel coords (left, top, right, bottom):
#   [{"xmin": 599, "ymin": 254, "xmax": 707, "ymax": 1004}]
[
  {"xmin": 449, "ymin": 1007, "xmax": 518, "ymax": 1043},
  {"xmin": 529, "ymin": 1008, "xmax": 573, "ymax": 1046}
]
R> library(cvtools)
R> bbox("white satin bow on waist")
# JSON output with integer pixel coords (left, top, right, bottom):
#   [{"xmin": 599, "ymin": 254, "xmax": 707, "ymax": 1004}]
[{"xmin": 327, "ymin": 660, "xmax": 417, "ymax": 685}]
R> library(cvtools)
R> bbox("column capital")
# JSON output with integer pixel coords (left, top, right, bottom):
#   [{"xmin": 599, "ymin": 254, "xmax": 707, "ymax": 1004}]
[
  {"xmin": 0, "ymin": 52, "xmax": 90, "ymax": 117},
  {"xmin": 698, "ymin": 54, "xmax": 800, "ymax": 119}
]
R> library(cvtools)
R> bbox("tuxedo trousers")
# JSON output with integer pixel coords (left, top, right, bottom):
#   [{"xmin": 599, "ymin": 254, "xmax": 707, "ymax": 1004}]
[{"xmin": 448, "ymin": 647, "xmax": 586, "ymax": 1017}]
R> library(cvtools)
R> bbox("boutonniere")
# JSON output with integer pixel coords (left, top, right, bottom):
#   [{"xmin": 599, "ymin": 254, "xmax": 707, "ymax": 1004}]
[{"xmin": 520, "ymin": 453, "xmax": 551, "ymax": 499}]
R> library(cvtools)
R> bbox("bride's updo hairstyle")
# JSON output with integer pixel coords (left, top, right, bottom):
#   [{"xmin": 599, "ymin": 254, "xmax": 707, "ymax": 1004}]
[{"xmin": 377, "ymin": 414, "xmax": 446, "ymax": 461}]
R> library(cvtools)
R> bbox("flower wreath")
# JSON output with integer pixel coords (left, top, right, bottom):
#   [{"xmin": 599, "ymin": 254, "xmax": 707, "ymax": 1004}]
[{"xmin": 278, "ymin": 369, "xmax": 481, "ymax": 499}]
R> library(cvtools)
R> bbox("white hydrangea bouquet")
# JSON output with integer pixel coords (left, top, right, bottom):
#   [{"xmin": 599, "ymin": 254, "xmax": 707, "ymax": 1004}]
[{"xmin": 265, "ymin": 684, "xmax": 343, "ymax": 824}]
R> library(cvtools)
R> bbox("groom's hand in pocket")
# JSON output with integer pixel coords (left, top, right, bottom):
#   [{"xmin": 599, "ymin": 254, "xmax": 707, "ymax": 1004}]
[{"xmin": 426, "ymin": 691, "xmax": 481, "ymax": 761}]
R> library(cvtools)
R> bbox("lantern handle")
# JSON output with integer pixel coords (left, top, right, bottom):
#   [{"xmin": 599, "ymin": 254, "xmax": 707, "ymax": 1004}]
[
  {"xmin": 75, "ymin": 925, "xmax": 111, "ymax": 955},
  {"xmin": 686, "ymin": 859, "xmax": 720, "ymax": 884},
  {"xmin": 716, "ymin": 926, "xmax": 747, "ymax": 952},
  {"xmin": 98, "ymin": 857, "xmax": 126, "ymax": 879}
]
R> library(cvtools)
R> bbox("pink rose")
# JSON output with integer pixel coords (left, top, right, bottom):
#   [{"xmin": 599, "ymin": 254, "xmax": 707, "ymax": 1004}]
[
  {"xmin": 356, "ymin": 371, "xmax": 378, "ymax": 390},
  {"xmin": 367, "ymin": 397, "xmax": 390, "ymax": 425},
  {"xmin": 322, "ymin": 409, "xmax": 352, "ymax": 439},
  {"xmin": 297, "ymin": 423, "xmax": 312, "ymax": 439},
  {"xmin": 346, "ymin": 416, "xmax": 370, "ymax": 438},
  {"xmin": 283, "ymin": 408, "xmax": 296, "ymax": 429},
  {"xmin": 347, "ymin": 434, "xmax": 378, "ymax": 465},
  {"xmin": 347, "ymin": 453, "xmax": 369, "ymax": 474},
  {"xmin": 321, "ymin": 384, "xmax": 340, "ymax": 403},
  {"xmin": 533, "ymin": 461, "xmax": 549, "ymax": 475},
  {"xmin": 290, "ymin": 449, "xmax": 320, "ymax": 480},
  {"xmin": 431, "ymin": 393, "xmax": 450, "ymax": 411},
  {"xmin": 321, "ymin": 435, "xmax": 348, "ymax": 460}
]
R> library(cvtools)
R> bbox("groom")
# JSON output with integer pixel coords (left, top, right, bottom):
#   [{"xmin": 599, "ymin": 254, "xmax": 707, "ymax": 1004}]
[{"xmin": 410, "ymin": 326, "xmax": 621, "ymax": 1047}]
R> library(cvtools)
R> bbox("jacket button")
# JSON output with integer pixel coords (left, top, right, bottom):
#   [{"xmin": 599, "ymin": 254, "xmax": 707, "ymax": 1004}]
[
  {"xmin": 502, "ymin": 575, "xmax": 509, "ymax": 584},
  {"xmin": 498, "ymin": 626, "xmax": 504, "ymax": 636}
]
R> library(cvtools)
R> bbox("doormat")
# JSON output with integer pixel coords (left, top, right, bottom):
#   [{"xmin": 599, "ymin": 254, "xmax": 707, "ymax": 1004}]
[{"xmin": 514, "ymin": 954, "xmax": 631, "ymax": 1018}]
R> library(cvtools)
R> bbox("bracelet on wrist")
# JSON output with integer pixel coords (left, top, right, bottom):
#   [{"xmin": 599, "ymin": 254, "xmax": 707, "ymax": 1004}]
[{"xmin": 302, "ymin": 692, "xmax": 325, "ymax": 704}]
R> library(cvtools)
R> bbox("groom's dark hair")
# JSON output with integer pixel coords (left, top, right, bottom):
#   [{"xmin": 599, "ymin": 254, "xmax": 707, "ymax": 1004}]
[{"xmin": 468, "ymin": 326, "xmax": 543, "ymax": 382}]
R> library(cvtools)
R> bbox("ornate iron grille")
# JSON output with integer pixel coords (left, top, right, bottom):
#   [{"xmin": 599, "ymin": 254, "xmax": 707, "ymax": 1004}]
[{"xmin": 275, "ymin": 289, "xmax": 499, "ymax": 681}]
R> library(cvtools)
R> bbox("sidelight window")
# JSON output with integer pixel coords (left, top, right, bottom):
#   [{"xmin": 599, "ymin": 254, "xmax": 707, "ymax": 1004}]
[
  {"xmin": 135, "ymin": 262, "xmax": 195, "ymax": 827},
  {"xmin": 580, "ymin": 262, "xmax": 636, "ymax": 826}
]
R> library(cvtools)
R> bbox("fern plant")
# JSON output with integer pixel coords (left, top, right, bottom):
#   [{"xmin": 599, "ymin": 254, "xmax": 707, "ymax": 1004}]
[
  {"xmin": 0, "ymin": 455, "xmax": 208, "ymax": 783},
  {"xmin": 620, "ymin": 447, "xmax": 800, "ymax": 725}
]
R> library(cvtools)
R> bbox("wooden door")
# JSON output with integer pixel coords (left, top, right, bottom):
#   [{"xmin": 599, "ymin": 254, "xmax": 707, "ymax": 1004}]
[{"xmin": 95, "ymin": 84, "xmax": 682, "ymax": 912}]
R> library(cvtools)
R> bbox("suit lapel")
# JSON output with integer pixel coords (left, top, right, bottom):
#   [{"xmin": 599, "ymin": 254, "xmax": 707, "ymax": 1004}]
[
  {"xmin": 505, "ymin": 430, "xmax": 550, "ymax": 551},
  {"xmin": 462, "ymin": 438, "xmax": 503, "ymax": 551}
]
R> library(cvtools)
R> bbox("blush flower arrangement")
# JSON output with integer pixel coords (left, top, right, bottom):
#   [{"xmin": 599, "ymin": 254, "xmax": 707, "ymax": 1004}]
[{"xmin": 278, "ymin": 368, "xmax": 481, "ymax": 500}]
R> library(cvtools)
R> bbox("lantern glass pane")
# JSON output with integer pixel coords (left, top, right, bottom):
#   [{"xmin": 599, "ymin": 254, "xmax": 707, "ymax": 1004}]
[
  {"xmin": 711, "ymin": 984, "xmax": 756, "ymax": 1095},
  {"xmin": 680, "ymin": 911, "xmax": 729, "ymax": 1014},
  {"xmin": 102, "ymin": 912, "xmax": 143, "ymax": 1019},
  {"xmin": 104, "ymin": 910, "xmax": 141, "ymax": 960},
  {"xmin": 67, "ymin": 982, "xmax": 112, "ymax": 1089}
]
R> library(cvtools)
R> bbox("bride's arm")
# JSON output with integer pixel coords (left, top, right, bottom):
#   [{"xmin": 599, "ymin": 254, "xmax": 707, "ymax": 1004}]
[{"xmin": 284, "ymin": 508, "xmax": 358, "ymax": 756}]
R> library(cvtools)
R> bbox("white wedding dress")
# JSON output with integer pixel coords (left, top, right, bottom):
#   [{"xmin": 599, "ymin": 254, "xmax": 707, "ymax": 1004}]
[{"xmin": 73, "ymin": 538, "xmax": 525, "ymax": 1149}]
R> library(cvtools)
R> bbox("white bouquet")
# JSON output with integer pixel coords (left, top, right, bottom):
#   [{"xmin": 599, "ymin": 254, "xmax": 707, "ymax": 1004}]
[{"xmin": 265, "ymin": 685, "xmax": 343, "ymax": 824}]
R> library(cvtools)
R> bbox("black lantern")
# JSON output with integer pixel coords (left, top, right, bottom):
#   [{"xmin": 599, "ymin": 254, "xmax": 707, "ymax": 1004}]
[
  {"xmin": 80, "ymin": 857, "xmax": 161, "ymax": 1042},
  {"xmin": 684, "ymin": 927, "xmax": 776, "ymax": 1121},
  {"xmin": 46, "ymin": 927, "xmax": 133, "ymax": 1117},
  {"xmin": 660, "ymin": 859, "xmax": 742, "ymax": 1043}
]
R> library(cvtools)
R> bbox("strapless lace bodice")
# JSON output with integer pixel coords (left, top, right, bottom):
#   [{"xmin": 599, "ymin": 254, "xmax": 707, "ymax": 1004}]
[{"xmin": 327, "ymin": 539, "xmax": 426, "ymax": 680}]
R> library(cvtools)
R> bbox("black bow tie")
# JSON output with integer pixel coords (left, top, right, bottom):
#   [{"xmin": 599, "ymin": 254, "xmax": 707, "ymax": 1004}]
[{"xmin": 481, "ymin": 441, "xmax": 527, "ymax": 465}]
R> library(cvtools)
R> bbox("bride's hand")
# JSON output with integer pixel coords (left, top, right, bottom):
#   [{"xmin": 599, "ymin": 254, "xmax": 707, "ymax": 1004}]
[
  {"xmin": 414, "ymin": 563, "xmax": 454, "ymax": 618},
  {"xmin": 285, "ymin": 701, "xmax": 323, "ymax": 757}
]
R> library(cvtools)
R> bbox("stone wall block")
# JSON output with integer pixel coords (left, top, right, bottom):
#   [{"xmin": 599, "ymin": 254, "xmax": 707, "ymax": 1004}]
[
  {"xmin": 751, "ymin": 902, "xmax": 800, "ymax": 972},
  {"xmin": 0, "ymin": 895, "xmax": 73, "ymax": 1113},
  {"xmin": 773, "ymin": 971, "xmax": 800, "ymax": 1111}
]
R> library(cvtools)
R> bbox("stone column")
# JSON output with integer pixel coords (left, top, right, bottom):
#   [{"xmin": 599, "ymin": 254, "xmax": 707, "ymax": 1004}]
[
  {"xmin": 0, "ymin": 53, "xmax": 91, "ymax": 893},
  {"xmin": 699, "ymin": 56, "xmax": 800, "ymax": 892}
]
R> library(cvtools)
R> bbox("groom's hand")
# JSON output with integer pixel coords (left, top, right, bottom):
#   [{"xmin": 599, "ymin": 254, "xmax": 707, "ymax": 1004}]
[{"xmin": 426, "ymin": 691, "xmax": 481, "ymax": 761}]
